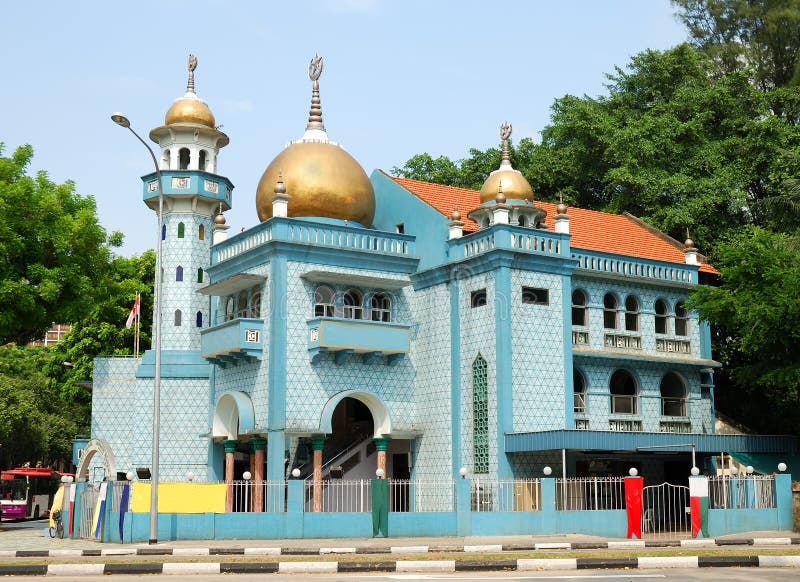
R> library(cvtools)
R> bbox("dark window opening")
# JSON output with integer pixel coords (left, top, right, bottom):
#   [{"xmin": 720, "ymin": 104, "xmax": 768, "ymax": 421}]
[
  {"xmin": 522, "ymin": 287, "xmax": 549, "ymax": 305},
  {"xmin": 471, "ymin": 289, "xmax": 487, "ymax": 308}
]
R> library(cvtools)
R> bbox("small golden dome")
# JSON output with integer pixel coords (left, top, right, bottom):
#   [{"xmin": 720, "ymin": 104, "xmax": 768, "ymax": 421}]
[
  {"xmin": 480, "ymin": 169, "xmax": 533, "ymax": 203},
  {"xmin": 479, "ymin": 122, "xmax": 534, "ymax": 203},
  {"xmin": 256, "ymin": 141, "xmax": 375, "ymax": 226},
  {"xmin": 165, "ymin": 95, "xmax": 216, "ymax": 128}
]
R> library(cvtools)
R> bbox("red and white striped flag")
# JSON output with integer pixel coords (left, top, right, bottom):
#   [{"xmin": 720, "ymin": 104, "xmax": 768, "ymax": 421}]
[{"xmin": 125, "ymin": 294, "xmax": 140, "ymax": 329}]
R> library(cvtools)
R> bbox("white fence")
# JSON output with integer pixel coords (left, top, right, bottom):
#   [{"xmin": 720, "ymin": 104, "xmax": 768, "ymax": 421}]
[
  {"xmin": 389, "ymin": 480, "xmax": 455, "ymax": 512},
  {"xmin": 471, "ymin": 479, "xmax": 542, "ymax": 512},
  {"xmin": 229, "ymin": 480, "xmax": 286, "ymax": 512},
  {"xmin": 709, "ymin": 475, "xmax": 776, "ymax": 509},
  {"xmin": 304, "ymin": 479, "xmax": 372, "ymax": 512},
  {"xmin": 555, "ymin": 478, "xmax": 626, "ymax": 511}
]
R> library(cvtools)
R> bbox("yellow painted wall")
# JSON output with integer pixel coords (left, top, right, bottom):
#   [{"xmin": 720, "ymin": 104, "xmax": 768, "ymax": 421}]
[{"xmin": 130, "ymin": 483, "xmax": 227, "ymax": 513}]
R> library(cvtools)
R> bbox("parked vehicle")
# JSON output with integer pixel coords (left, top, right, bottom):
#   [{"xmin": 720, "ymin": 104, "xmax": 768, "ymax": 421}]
[{"xmin": 0, "ymin": 468, "xmax": 72, "ymax": 520}]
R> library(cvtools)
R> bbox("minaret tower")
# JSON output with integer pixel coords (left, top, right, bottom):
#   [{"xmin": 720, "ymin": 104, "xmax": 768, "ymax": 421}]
[{"xmin": 144, "ymin": 55, "xmax": 233, "ymax": 353}]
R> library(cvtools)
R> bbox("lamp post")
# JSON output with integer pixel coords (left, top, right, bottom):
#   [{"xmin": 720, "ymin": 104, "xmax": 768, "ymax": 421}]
[{"xmin": 111, "ymin": 113, "xmax": 163, "ymax": 545}]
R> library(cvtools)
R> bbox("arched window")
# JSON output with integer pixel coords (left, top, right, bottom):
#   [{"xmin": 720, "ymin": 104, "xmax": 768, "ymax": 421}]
[
  {"xmin": 518, "ymin": 215, "xmax": 527, "ymax": 227},
  {"xmin": 195, "ymin": 311, "xmax": 203, "ymax": 328},
  {"xmin": 371, "ymin": 293, "xmax": 391, "ymax": 322},
  {"xmin": 161, "ymin": 224, "xmax": 166, "ymax": 240},
  {"xmin": 572, "ymin": 289, "xmax": 587, "ymax": 327},
  {"xmin": 574, "ymin": 369, "xmax": 587, "ymax": 414},
  {"xmin": 237, "ymin": 292, "xmax": 248, "ymax": 319},
  {"xmin": 603, "ymin": 293, "xmax": 618, "ymax": 329},
  {"xmin": 249, "ymin": 289, "xmax": 261, "ymax": 318},
  {"xmin": 198, "ymin": 224, "xmax": 205, "ymax": 241},
  {"xmin": 343, "ymin": 289, "xmax": 363, "ymax": 319},
  {"xmin": 660, "ymin": 372, "xmax": 687, "ymax": 417},
  {"xmin": 199, "ymin": 150, "xmax": 207, "ymax": 171},
  {"xmin": 224, "ymin": 297, "xmax": 235, "ymax": 321},
  {"xmin": 174, "ymin": 309, "xmax": 182, "ymax": 326},
  {"xmin": 176, "ymin": 266, "xmax": 183, "ymax": 282},
  {"xmin": 624, "ymin": 295, "xmax": 640, "ymax": 332},
  {"xmin": 197, "ymin": 268, "xmax": 203, "ymax": 283},
  {"xmin": 610, "ymin": 369, "xmax": 638, "ymax": 415},
  {"xmin": 675, "ymin": 302, "xmax": 689, "ymax": 336},
  {"xmin": 471, "ymin": 289, "xmax": 487, "ymax": 308},
  {"xmin": 162, "ymin": 149, "xmax": 171, "ymax": 169},
  {"xmin": 314, "ymin": 286, "xmax": 334, "ymax": 317},
  {"xmin": 177, "ymin": 222, "xmax": 185, "ymax": 238},
  {"xmin": 472, "ymin": 354, "xmax": 489, "ymax": 474},
  {"xmin": 179, "ymin": 148, "xmax": 190, "ymax": 170},
  {"xmin": 655, "ymin": 299, "xmax": 670, "ymax": 334}
]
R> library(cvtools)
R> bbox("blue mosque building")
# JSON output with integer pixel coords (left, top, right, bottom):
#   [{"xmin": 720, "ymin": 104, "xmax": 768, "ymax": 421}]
[{"xmin": 86, "ymin": 56, "xmax": 794, "ymax": 492}]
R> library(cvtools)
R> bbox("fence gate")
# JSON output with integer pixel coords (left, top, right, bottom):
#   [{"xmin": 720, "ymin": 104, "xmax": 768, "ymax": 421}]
[
  {"xmin": 78, "ymin": 486, "xmax": 100, "ymax": 539},
  {"xmin": 641, "ymin": 482, "xmax": 691, "ymax": 538}
]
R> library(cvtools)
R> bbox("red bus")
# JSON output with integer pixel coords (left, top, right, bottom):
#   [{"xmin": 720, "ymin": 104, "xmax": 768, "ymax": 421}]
[{"xmin": 0, "ymin": 468, "xmax": 72, "ymax": 521}]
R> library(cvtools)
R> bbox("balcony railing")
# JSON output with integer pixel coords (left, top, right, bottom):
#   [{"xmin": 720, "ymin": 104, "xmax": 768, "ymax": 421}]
[
  {"xmin": 200, "ymin": 318, "xmax": 264, "ymax": 367},
  {"xmin": 572, "ymin": 330, "xmax": 589, "ymax": 346},
  {"xmin": 655, "ymin": 338, "xmax": 691, "ymax": 354},
  {"xmin": 604, "ymin": 333, "xmax": 642, "ymax": 350},
  {"xmin": 307, "ymin": 317, "xmax": 411, "ymax": 365},
  {"xmin": 572, "ymin": 250, "xmax": 697, "ymax": 285},
  {"xmin": 659, "ymin": 420, "xmax": 692, "ymax": 433},
  {"xmin": 212, "ymin": 218, "xmax": 415, "ymax": 265},
  {"xmin": 609, "ymin": 418, "xmax": 643, "ymax": 432},
  {"xmin": 448, "ymin": 224, "xmax": 571, "ymax": 261}
]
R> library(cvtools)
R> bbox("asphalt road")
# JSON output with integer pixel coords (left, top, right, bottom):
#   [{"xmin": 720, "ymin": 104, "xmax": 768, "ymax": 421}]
[{"xmin": 4, "ymin": 570, "xmax": 798, "ymax": 581}]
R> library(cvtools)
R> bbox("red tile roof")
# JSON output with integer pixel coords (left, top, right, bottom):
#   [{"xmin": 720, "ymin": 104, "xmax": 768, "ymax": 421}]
[{"xmin": 387, "ymin": 173, "xmax": 716, "ymax": 274}]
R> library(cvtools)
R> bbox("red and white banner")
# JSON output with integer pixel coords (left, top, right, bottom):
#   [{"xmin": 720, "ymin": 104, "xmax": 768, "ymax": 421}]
[
  {"xmin": 125, "ymin": 294, "xmax": 140, "ymax": 329},
  {"xmin": 689, "ymin": 476, "xmax": 709, "ymax": 538}
]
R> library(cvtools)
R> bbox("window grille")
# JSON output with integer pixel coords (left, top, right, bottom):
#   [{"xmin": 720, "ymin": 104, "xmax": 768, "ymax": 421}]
[
  {"xmin": 314, "ymin": 286, "xmax": 334, "ymax": 317},
  {"xmin": 655, "ymin": 299, "xmax": 669, "ymax": 334},
  {"xmin": 571, "ymin": 290, "xmax": 587, "ymax": 326},
  {"xmin": 603, "ymin": 293, "xmax": 618, "ymax": 329},
  {"xmin": 473, "ymin": 355, "xmax": 489, "ymax": 474},
  {"xmin": 610, "ymin": 369, "xmax": 638, "ymax": 415},
  {"xmin": 371, "ymin": 293, "xmax": 391, "ymax": 322},
  {"xmin": 675, "ymin": 302, "xmax": 688, "ymax": 336},
  {"xmin": 625, "ymin": 295, "xmax": 639, "ymax": 331}
]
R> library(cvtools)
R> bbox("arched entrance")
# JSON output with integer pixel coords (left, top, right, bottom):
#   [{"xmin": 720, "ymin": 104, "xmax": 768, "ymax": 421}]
[{"xmin": 75, "ymin": 438, "xmax": 118, "ymax": 483}]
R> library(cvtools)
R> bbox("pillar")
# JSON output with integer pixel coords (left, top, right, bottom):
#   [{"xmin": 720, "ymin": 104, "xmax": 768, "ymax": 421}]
[
  {"xmin": 251, "ymin": 437, "xmax": 267, "ymax": 513},
  {"xmin": 311, "ymin": 435, "xmax": 327, "ymax": 513},
  {"xmin": 374, "ymin": 437, "xmax": 391, "ymax": 477},
  {"xmin": 223, "ymin": 439, "xmax": 238, "ymax": 513}
]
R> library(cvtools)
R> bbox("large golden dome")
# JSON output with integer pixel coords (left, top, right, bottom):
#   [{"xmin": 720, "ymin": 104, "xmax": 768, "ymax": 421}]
[
  {"xmin": 162, "ymin": 54, "xmax": 216, "ymax": 129},
  {"xmin": 165, "ymin": 95, "xmax": 216, "ymax": 128},
  {"xmin": 255, "ymin": 55, "xmax": 375, "ymax": 227},
  {"xmin": 256, "ymin": 141, "xmax": 375, "ymax": 225},
  {"xmin": 479, "ymin": 122, "xmax": 534, "ymax": 203}
]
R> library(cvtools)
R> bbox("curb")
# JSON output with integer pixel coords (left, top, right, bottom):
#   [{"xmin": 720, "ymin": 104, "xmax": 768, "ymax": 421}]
[
  {"xmin": 1, "ymin": 536, "xmax": 797, "ymax": 557},
  {"xmin": 0, "ymin": 555, "xmax": 798, "ymax": 575}
]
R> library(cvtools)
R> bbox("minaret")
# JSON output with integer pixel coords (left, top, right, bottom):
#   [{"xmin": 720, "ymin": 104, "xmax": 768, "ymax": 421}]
[{"xmin": 144, "ymin": 55, "xmax": 234, "ymax": 352}]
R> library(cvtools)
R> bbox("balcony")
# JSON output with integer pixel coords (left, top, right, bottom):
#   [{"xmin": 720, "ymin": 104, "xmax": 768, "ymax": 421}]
[
  {"xmin": 307, "ymin": 317, "xmax": 411, "ymax": 365},
  {"xmin": 200, "ymin": 318, "xmax": 264, "ymax": 367}
]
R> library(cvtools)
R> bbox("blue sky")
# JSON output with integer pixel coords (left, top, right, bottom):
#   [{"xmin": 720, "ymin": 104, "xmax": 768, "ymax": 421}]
[{"xmin": 2, "ymin": 1, "xmax": 687, "ymax": 255}]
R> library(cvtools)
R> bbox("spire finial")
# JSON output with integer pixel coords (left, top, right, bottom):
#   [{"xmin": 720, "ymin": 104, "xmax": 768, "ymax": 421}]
[
  {"xmin": 306, "ymin": 54, "xmax": 325, "ymax": 132},
  {"xmin": 186, "ymin": 54, "xmax": 198, "ymax": 94},
  {"xmin": 499, "ymin": 122, "xmax": 512, "ymax": 167},
  {"xmin": 557, "ymin": 192, "xmax": 567, "ymax": 215},
  {"xmin": 684, "ymin": 228, "xmax": 695, "ymax": 249}
]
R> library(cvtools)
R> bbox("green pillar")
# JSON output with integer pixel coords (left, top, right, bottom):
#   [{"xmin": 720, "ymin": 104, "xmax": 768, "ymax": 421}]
[{"xmin": 223, "ymin": 439, "xmax": 238, "ymax": 454}]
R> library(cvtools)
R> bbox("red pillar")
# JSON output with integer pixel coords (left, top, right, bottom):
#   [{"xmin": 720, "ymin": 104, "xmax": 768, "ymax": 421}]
[
  {"xmin": 223, "ymin": 439, "xmax": 238, "ymax": 513},
  {"xmin": 251, "ymin": 437, "xmax": 267, "ymax": 512}
]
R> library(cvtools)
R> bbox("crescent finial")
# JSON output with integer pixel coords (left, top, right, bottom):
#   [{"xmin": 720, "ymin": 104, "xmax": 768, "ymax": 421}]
[
  {"xmin": 309, "ymin": 54, "xmax": 323, "ymax": 81},
  {"xmin": 499, "ymin": 122, "xmax": 512, "ymax": 166},
  {"xmin": 186, "ymin": 54, "xmax": 198, "ymax": 93}
]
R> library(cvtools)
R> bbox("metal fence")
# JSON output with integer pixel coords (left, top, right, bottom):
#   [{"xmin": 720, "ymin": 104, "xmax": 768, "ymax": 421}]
[
  {"xmin": 389, "ymin": 480, "xmax": 455, "ymax": 512},
  {"xmin": 709, "ymin": 475, "xmax": 776, "ymax": 509},
  {"xmin": 303, "ymin": 479, "xmax": 372, "ymax": 512},
  {"xmin": 641, "ymin": 482, "xmax": 690, "ymax": 538},
  {"xmin": 471, "ymin": 479, "xmax": 542, "ymax": 512},
  {"xmin": 229, "ymin": 480, "xmax": 286, "ymax": 513},
  {"xmin": 555, "ymin": 477, "xmax": 626, "ymax": 511}
]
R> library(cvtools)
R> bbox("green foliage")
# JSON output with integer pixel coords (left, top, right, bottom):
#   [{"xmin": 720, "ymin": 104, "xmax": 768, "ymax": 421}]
[
  {"xmin": 688, "ymin": 227, "xmax": 800, "ymax": 432},
  {"xmin": 0, "ymin": 143, "xmax": 123, "ymax": 346},
  {"xmin": 673, "ymin": 0, "xmax": 800, "ymax": 90},
  {"xmin": 0, "ymin": 346, "xmax": 77, "ymax": 468}
]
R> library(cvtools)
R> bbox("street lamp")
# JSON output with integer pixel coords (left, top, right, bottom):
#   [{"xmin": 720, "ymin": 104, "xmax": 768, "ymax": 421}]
[{"xmin": 111, "ymin": 112, "xmax": 163, "ymax": 545}]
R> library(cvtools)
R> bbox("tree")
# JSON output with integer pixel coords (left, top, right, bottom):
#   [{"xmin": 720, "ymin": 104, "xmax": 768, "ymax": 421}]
[
  {"xmin": 0, "ymin": 143, "xmax": 123, "ymax": 345},
  {"xmin": 687, "ymin": 226, "xmax": 800, "ymax": 433},
  {"xmin": 673, "ymin": 0, "xmax": 800, "ymax": 91},
  {"xmin": 0, "ymin": 345, "xmax": 77, "ymax": 468}
]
